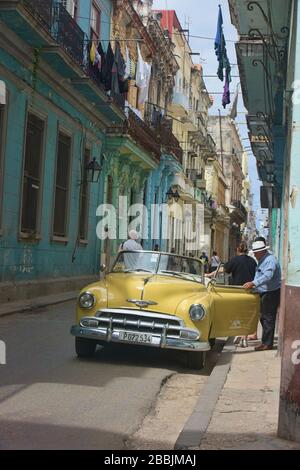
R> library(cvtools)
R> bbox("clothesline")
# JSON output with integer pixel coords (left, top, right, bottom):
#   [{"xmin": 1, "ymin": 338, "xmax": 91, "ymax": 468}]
[
  {"xmin": 84, "ymin": 38, "xmax": 144, "ymax": 43},
  {"xmin": 77, "ymin": 15, "xmax": 236, "ymax": 43}
]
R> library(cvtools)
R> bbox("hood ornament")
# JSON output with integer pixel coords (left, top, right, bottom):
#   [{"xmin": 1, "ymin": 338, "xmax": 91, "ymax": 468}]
[{"xmin": 127, "ymin": 299, "xmax": 158, "ymax": 308}]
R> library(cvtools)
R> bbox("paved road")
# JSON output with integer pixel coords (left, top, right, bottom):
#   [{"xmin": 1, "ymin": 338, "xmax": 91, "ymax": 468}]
[{"xmin": 0, "ymin": 301, "xmax": 209, "ymax": 450}]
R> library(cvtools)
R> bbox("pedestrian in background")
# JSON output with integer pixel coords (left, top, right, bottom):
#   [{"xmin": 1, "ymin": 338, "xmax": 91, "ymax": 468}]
[
  {"xmin": 200, "ymin": 251, "xmax": 209, "ymax": 273},
  {"xmin": 223, "ymin": 242, "xmax": 257, "ymax": 286},
  {"xmin": 243, "ymin": 240, "xmax": 281, "ymax": 351},
  {"xmin": 209, "ymin": 251, "xmax": 220, "ymax": 273}
]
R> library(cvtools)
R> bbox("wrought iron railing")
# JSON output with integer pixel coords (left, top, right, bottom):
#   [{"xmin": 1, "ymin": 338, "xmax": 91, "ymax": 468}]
[
  {"xmin": 23, "ymin": 0, "xmax": 53, "ymax": 32},
  {"xmin": 21, "ymin": 1, "xmax": 125, "ymax": 112},
  {"xmin": 107, "ymin": 107, "xmax": 161, "ymax": 160},
  {"xmin": 126, "ymin": 108, "xmax": 161, "ymax": 160},
  {"xmin": 54, "ymin": 2, "xmax": 84, "ymax": 65},
  {"xmin": 159, "ymin": 124, "xmax": 183, "ymax": 163},
  {"xmin": 232, "ymin": 200, "xmax": 248, "ymax": 218}
]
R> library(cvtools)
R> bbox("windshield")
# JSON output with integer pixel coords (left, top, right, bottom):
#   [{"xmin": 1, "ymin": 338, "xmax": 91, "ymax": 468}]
[{"xmin": 111, "ymin": 251, "xmax": 204, "ymax": 280}]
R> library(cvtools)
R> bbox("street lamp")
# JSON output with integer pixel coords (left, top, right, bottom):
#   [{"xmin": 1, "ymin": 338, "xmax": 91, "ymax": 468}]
[{"xmin": 85, "ymin": 157, "xmax": 102, "ymax": 183}]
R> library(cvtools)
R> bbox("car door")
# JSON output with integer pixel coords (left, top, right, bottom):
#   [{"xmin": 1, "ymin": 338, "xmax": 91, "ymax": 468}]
[{"xmin": 208, "ymin": 284, "xmax": 260, "ymax": 338}]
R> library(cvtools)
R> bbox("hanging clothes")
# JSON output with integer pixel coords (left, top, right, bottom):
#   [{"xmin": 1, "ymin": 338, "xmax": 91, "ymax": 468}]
[
  {"xmin": 130, "ymin": 59, "xmax": 136, "ymax": 81},
  {"xmin": 90, "ymin": 41, "xmax": 96, "ymax": 65},
  {"xmin": 113, "ymin": 41, "xmax": 128, "ymax": 94},
  {"xmin": 222, "ymin": 71, "xmax": 231, "ymax": 108},
  {"xmin": 136, "ymin": 44, "xmax": 152, "ymax": 105},
  {"xmin": 124, "ymin": 46, "xmax": 131, "ymax": 80},
  {"xmin": 94, "ymin": 48, "xmax": 101, "ymax": 70},
  {"xmin": 136, "ymin": 44, "xmax": 146, "ymax": 88},
  {"xmin": 114, "ymin": 42, "xmax": 126, "ymax": 79},
  {"xmin": 97, "ymin": 42, "xmax": 106, "ymax": 83},
  {"xmin": 138, "ymin": 61, "xmax": 151, "ymax": 105},
  {"xmin": 103, "ymin": 42, "xmax": 115, "ymax": 92}
]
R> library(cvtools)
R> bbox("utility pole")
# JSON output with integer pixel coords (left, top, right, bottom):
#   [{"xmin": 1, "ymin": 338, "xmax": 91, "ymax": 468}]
[{"xmin": 218, "ymin": 109, "xmax": 224, "ymax": 172}]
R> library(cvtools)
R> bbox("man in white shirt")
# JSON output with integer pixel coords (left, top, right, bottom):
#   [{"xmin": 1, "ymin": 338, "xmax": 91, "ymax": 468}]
[{"xmin": 119, "ymin": 230, "xmax": 143, "ymax": 270}]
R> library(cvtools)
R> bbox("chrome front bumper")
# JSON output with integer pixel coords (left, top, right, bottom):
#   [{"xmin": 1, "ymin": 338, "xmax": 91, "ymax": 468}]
[{"xmin": 70, "ymin": 324, "xmax": 210, "ymax": 352}]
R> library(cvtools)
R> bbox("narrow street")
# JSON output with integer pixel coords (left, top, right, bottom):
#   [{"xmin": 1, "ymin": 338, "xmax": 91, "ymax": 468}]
[{"xmin": 0, "ymin": 301, "xmax": 214, "ymax": 450}]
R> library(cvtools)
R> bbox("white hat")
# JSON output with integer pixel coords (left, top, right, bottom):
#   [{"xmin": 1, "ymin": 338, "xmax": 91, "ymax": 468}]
[{"xmin": 251, "ymin": 240, "xmax": 269, "ymax": 253}]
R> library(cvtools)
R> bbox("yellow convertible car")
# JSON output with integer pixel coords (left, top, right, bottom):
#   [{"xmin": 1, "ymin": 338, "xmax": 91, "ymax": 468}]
[{"xmin": 70, "ymin": 251, "xmax": 259, "ymax": 369}]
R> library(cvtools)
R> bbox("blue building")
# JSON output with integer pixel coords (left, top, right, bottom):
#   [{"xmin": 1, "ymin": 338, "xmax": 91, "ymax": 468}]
[
  {"xmin": 229, "ymin": 0, "xmax": 300, "ymax": 444},
  {"xmin": 0, "ymin": 0, "xmax": 124, "ymax": 299}
]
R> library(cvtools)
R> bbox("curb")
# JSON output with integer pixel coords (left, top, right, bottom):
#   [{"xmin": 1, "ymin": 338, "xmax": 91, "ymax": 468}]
[
  {"xmin": 0, "ymin": 292, "xmax": 78, "ymax": 318},
  {"xmin": 175, "ymin": 339, "xmax": 237, "ymax": 450}
]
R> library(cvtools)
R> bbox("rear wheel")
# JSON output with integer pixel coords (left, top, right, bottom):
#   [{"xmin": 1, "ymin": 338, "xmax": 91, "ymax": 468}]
[
  {"xmin": 75, "ymin": 337, "xmax": 97, "ymax": 358},
  {"xmin": 186, "ymin": 351, "xmax": 206, "ymax": 370}
]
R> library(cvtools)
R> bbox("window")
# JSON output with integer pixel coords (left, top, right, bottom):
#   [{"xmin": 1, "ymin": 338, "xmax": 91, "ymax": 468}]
[
  {"xmin": 90, "ymin": 2, "xmax": 101, "ymax": 41},
  {"xmin": 20, "ymin": 113, "xmax": 45, "ymax": 235},
  {"xmin": 62, "ymin": 0, "xmax": 78, "ymax": 19},
  {"xmin": 53, "ymin": 131, "xmax": 72, "ymax": 238},
  {"xmin": 79, "ymin": 148, "xmax": 90, "ymax": 241}
]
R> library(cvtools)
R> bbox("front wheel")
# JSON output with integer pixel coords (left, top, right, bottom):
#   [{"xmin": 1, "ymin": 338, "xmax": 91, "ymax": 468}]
[
  {"xmin": 186, "ymin": 351, "xmax": 206, "ymax": 370},
  {"xmin": 75, "ymin": 337, "xmax": 97, "ymax": 358}
]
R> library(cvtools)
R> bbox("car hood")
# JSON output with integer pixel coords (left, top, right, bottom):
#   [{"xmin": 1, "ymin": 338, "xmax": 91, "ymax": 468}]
[{"xmin": 105, "ymin": 273, "xmax": 207, "ymax": 315}]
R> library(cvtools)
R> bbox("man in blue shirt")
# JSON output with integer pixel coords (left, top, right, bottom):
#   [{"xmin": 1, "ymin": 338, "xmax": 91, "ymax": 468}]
[{"xmin": 243, "ymin": 240, "xmax": 281, "ymax": 351}]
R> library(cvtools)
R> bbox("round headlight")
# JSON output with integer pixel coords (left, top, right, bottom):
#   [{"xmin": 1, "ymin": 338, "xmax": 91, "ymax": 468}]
[
  {"xmin": 79, "ymin": 292, "xmax": 95, "ymax": 309},
  {"xmin": 189, "ymin": 304, "xmax": 206, "ymax": 321}
]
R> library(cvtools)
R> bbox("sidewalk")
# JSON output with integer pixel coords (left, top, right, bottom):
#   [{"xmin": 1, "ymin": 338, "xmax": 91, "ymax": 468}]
[
  {"xmin": 198, "ymin": 341, "xmax": 300, "ymax": 450},
  {"xmin": 0, "ymin": 291, "xmax": 77, "ymax": 317},
  {"xmin": 176, "ymin": 335, "xmax": 300, "ymax": 450}
]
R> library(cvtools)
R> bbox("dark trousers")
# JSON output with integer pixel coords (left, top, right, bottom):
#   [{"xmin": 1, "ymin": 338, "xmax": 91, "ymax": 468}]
[{"xmin": 260, "ymin": 289, "xmax": 281, "ymax": 346}]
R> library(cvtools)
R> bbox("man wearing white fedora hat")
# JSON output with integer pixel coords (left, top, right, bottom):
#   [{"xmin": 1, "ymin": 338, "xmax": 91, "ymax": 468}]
[{"xmin": 243, "ymin": 240, "xmax": 281, "ymax": 351}]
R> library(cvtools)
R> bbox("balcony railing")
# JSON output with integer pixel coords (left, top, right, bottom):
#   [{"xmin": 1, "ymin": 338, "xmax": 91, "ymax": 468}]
[
  {"xmin": 186, "ymin": 169, "xmax": 206, "ymax": 189},
  {"xmin": 232, "ymin": 200, "xmax": 248, "ymax": 218},
  {"xmin": 107, "ymin": 107, "xmax": 161, "ymax": 161},
  {"xmin": 23, "ymin": 0, "xmax": 53, "ymax": 32},
  {"xmin": 55, "ymin": 2, "xmax": 84, "ymax": 64},
  {"xmin": 143, "ymin": 102, "xmax": 183, "ymax": 163},
  {"xmin": 159, "ymin": 124, "xmax": 183, "ymax": 163},
  {"xmin": 21, "ymin": 1, "xmax": 124, "ymax": 111}
]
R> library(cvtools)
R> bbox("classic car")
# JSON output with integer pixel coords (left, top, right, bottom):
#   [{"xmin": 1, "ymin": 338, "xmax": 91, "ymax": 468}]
[{"xmin": 70, "ymin": 251, "xmax": 260, "ymax": 369}]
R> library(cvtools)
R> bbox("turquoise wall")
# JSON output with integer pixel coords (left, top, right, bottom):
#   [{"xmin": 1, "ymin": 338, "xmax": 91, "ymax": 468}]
[
  {"xmin": 77, "ymin": 0, "xmax": 112, "ymax": 51},
  {"xmin": 0, "ymin": 64, "xmax": 106, "ymax": 281}
]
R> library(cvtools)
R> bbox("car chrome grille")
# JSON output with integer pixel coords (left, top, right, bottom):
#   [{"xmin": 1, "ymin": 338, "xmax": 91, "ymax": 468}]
[{"xmin": 95, "ymin": 309, "xmax": 183, "ymax": 337}]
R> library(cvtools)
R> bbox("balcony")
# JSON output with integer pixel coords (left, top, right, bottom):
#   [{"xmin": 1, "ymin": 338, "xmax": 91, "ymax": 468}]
[
  {"xmin": 172, "ymin": 91, "xmax": 190, "ymax": 116},
  {"xmin": 186, "ymin": 169, "xmax": 206, "ymax": 190},
  {"xmin": 143, "ymin": 103, "xmax": 183, "ymax": 163},
  {"xmin": 55, "ymin": 2, "xmax": 84, "ymax": 64},
  {"xmin": 232, "ymin": 200, "xmax": 248, "ymax": 220},
  {"xmin": 0, "ymin": 0, "xmax": 124, "ymax": 120},
  {"xmin": 159, "ymin": 122, "xmax": 183, "ymax": 163},
  {"xmin": 195, "ymin": 177, "xmax": 206, "ymax": 190},
  {"xmin": 24, "ymin": 0, "xmax": 53, "ymax": 31},
  {"xmin": 107, "ymin": 107, "xmax": 161, "ymax": 161},
  {"xmin": 0, "ymin": 0, "xmax": 54, "ymax": 47}
]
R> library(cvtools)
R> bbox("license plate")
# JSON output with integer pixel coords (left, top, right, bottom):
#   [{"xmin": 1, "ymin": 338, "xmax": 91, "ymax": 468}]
[{"xmin": 119, "ymin": 331, "xmax": 153, "ymax": 344}]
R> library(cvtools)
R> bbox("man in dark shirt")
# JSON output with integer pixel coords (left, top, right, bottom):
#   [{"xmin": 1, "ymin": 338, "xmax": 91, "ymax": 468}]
[{"xmin": 224, "ymin": 242, "xmax": 257, "ymax": 285}]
